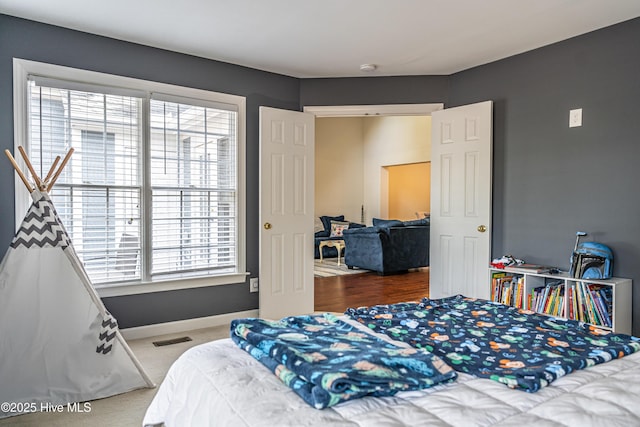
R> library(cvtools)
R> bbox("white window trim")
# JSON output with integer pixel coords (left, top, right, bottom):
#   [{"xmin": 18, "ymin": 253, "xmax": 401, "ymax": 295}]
[{"xmin": 12, "ymin": 58, "xmax": 248, "ymax": 297}]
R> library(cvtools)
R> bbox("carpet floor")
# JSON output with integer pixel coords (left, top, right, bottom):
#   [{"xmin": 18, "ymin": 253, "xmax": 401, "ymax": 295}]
[
  {"xmin": 4, "ymin": 266, "xmax": 364, "ymax": 426},
  {"xmin": 0, "ymin": 325, "xmax": 230, "ymax": 427}
]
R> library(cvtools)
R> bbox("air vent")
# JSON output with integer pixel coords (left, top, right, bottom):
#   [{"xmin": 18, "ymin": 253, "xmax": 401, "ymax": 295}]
[{"xmin": 152, "ymin": 336, "xmax": 192, "ymax": 347}]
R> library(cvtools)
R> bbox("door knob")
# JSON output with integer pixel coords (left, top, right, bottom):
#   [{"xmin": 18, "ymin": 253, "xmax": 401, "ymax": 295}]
[
  {"xmin": 264, "ymin": 222, "xmax": 272, "ymax": 230},
  {"xmin": 477, "ymin": 225, "xmax": 487, "ymax": 233}
]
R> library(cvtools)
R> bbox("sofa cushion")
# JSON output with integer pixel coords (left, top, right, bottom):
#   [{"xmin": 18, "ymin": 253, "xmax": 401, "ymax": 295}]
[
  {"xmin": 343, "ymin": 226, "xmax": 381, "ymax": 235},
  {"xmin": 402, "ymin": 217, "xmax": 430, "ymax": 227},
  {"xmin": 320, "ymin": 215, "xmax": 345, "ymax": 232},
  {"xmin": 329, "ymin": 221, "xmax": 350, "ymax": 237},
  {"xmin": 372, "ymin": 218, "xmax": 404, "ymax": 228},
  {"xmin": 315, "ymin": 229, "xmax": 330, "ymax": 238}
]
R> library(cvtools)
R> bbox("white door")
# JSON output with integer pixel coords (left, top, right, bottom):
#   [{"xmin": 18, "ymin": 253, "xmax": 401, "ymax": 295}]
[
  {"xmin": 259, "ymin": 106, "xmax": 315, "ymax": 319},
  {"xmin": 430, "ymin": 101, "xmax": 493, "ymax": 300}
]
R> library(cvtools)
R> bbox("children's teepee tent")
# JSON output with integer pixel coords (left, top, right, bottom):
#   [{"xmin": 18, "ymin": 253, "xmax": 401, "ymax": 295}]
[{"xmin": 0, "ymin": 148, "xmax": 154, "ymax": 419}]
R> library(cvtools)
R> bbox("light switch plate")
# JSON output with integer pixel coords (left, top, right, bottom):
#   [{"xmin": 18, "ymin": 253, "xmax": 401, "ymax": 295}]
[
  {"xmin": 569, "ymin": 108, "xmax": 582, "ymax": 128},
  {"xmin": 250, "ymin": 278, "xmax": 259, "ymax": 293}
]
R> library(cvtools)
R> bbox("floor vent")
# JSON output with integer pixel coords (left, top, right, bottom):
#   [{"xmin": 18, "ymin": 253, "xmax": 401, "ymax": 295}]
[{"xmin": 152, "ymin": 336, "xmax": 193, "ymax": 347}]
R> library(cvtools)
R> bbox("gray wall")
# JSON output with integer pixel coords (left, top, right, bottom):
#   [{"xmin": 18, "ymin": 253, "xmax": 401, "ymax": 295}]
[
  {"xmin": 448, "ymin": 17, "xmax": 640, "ymax": 335},
  {"xmin": 0, "ymin": 14, "xmax": 299, "ymax": 328},
  {"xmin": 3, "ymin": 13, "xmax": 640, "ymax": 334},
  {"xmin": 301, "ymin": 18, "xmax": 640, "ymax": 335},
  {"xmin": 300, "ymin": 75, "xmax": 449, "ymax": 106}
]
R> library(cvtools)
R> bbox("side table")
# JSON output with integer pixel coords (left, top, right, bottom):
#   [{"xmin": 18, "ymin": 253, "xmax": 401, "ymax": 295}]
[{"xmin": 318, "ymin": 239, "xmax": 346, "ymax": 265}]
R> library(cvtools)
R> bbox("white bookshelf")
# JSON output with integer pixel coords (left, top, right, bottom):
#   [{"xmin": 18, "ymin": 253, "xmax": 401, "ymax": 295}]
[{"xmin": 489, "ymin": 267, "xmax": 632, "ymax": 335}]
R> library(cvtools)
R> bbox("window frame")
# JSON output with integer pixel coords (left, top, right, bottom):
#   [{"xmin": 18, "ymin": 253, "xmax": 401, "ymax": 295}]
[{"xmin": 12, "ymin": 58, "xmax": 248, "ymax": 297}]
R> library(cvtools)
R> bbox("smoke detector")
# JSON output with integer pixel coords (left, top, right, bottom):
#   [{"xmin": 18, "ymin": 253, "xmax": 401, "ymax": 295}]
[{"xmin": 359, "ymin": 64, "xmax": 377, "ymax": 72}]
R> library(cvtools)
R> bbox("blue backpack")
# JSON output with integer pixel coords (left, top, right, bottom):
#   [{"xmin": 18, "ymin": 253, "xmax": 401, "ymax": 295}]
[{"xmin": 570, "ymin": 242, "xmax": 613, "ymax": 279}]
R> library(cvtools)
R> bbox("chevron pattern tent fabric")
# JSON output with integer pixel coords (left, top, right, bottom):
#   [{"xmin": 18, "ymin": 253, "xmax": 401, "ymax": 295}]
[
  {"xmin": 97, "ymin": 313, "xmax": 118, "ymax": 355},
  {"xmin": 10, "ymin": 195, "xmax": 71, "ymax": 249},
  {"xmin": 1, "ymin": 149, "xmax": 155, "ymax": 419}
]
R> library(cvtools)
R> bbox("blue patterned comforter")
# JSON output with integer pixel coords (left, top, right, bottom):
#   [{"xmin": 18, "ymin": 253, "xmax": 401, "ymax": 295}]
[
  {"xmin": 347, "ymin": 295, "xmax": 640, "ymax": 392},
  {"xmin": 230, "ymin": 313, "xmax": 456, "ymax": 409}
]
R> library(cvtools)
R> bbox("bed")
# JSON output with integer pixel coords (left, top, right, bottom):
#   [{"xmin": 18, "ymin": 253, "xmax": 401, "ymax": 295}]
[{"xmin": 143, "ymin": 296, "xmax": 640, "ymax": 426}]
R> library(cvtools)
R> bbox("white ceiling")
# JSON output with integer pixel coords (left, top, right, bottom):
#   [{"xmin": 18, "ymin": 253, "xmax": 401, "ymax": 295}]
[{"xmin": 2, "ymin": 0, "xmax": 640, "ymax": 78}]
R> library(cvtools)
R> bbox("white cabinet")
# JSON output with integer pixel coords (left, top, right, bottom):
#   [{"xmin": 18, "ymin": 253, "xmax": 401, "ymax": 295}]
[{"xmin": 489, "ymin": 268, "xmax": 632, "ymax": 335}]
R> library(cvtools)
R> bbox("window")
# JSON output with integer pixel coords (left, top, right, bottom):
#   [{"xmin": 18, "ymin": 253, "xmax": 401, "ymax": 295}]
[
  {"xmin": 149, "ymin": 97, "xmax": 237, "ymax": 277},
  {"xmin": 15, "ymin": 59, "xmax": 246, "ymax": 295}
]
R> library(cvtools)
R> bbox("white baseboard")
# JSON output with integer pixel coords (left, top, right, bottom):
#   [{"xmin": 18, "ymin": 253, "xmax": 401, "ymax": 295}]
[{"xmin": 120, "ymin": 309, "xmax": 259, "ymax": 340}]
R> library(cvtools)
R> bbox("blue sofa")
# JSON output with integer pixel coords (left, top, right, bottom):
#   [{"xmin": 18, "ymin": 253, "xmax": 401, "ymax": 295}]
[
  {"xmin": 342, "ymin": 218, "xmax": 430, "ymax": 275},
  {"xmin": 314, "ymin": 215, "xmax": 365, "ymax": 259}
]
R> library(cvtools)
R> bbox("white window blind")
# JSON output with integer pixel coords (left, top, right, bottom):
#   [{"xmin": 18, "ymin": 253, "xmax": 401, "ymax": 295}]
[
  {"xmin": 149, "ymin": 97, "xmax": 238, "ymax": 277},
  {"xmin": 27, "ymin": 76, "xmax": 240, "ymax": 286},
  {"xmin": 28, "ymin": 79, "xmax": 142, "ymax": 284}
]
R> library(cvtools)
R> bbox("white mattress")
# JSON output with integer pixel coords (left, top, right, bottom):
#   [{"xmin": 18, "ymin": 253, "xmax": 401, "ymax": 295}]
[{"xmin": 144, "ymin": 337, "xmax": 640, "ymax": 426}]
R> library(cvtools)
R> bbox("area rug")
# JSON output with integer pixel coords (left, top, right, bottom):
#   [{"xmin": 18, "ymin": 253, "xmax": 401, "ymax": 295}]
[{"xmin": 314, "ymin": 259, "xmax": 365, "ymax": 278}]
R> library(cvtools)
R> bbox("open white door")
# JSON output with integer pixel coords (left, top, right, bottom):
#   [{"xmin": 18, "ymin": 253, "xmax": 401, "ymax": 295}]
[
  {"xmin": 430, "ymin": 101, "xmax": 493, "ymax": 300},
  {"xmin": 259, "ymin": 106, "xmax": 315, "ymax": 319}
]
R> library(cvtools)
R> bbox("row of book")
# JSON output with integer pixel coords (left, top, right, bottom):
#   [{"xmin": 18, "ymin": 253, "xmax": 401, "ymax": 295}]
[
  {"xmin": 491, "ymin": 272, "xmax": 525, "ymax": 308},
  {"xmin": 529, "ymin": 281, "xmax": 565, "ymax": 317},
  {"xmin": 567, "ymin": 282, "xmax": 612, "ymax": 328},
  {"xmin": 492, "ymin": 271, "xmax": 614, "ymax": 329},
  {"xmin": 528, "ymin": 281, "xmax": 612, "ymax": 328}
]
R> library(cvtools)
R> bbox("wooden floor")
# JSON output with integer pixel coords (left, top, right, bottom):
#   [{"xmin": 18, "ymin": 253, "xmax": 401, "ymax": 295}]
[{"xmin": 314, "ymin": 268, "xmax": 430, "ymax": 313}]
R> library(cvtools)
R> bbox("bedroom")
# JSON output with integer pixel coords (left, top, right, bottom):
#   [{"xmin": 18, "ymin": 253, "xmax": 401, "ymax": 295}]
[
  {"xmin": 1, "ymin": 1, "xmax": 640, "ymax": 425},
  {"xmin": 2, "ymin": 5, "xmax": 639, "ymax": 335}
]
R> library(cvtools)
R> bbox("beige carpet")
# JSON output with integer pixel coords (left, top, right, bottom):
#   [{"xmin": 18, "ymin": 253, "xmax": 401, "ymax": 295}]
[{"xmin": 0, "ymin": 325, "xmax": 230, "ymax": 427}]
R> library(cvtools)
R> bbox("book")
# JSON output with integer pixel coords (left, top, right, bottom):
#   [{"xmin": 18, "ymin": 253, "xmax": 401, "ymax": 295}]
[
  {"xmin": 503, "ymin": 264, "xmax": 554, "ymax": 274},
  {"xmin": 576, "ymin": 282, "xmax": 585, "ymax": 322},
  {"xmin": 567, "ymin": 286, "xmax": 574, "ymax": 319}
]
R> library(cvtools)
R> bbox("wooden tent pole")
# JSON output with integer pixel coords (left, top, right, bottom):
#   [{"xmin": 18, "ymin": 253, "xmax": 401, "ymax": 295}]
[
  {"xmin": 47, "ymin": 148, "xmax": 74, "ymax": 192},
  {"xmin": 43, "ymin": 155, "xmax": 61, "ymax": 185},
  {"xmin": 4, "ymin": 149, "xmax": 34, "ymax": 193},
  {"xmin": 18, "ymin": 146, "xmax": 43, "ymax": 190}
]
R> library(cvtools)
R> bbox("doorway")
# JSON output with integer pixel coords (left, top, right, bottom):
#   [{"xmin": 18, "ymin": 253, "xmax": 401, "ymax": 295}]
[
  {"xmin": 305, "ymin": 103, "xmax": 442, "ymax": 280},
  {"xmin": 257, "ymin": 102, "xmax": 491, "ymax": 315}
]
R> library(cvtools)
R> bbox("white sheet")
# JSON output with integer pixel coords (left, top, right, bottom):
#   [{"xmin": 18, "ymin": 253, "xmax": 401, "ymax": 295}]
[{"xmin": 144, "ymin": 337, "xmax": 640, "ymax": 427}]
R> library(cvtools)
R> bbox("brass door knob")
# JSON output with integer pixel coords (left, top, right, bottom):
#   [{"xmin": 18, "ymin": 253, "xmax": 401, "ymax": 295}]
[
  {"xmin": 477, "ymin": 225, "xmax": 487, "ymax": 233},
  {"xmin": 264, "ymin": 222, "xmax": 272, "ymax": 230}
]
